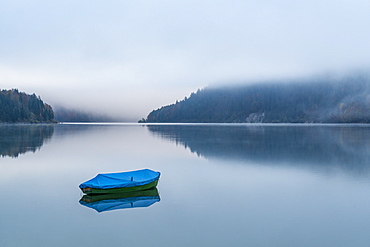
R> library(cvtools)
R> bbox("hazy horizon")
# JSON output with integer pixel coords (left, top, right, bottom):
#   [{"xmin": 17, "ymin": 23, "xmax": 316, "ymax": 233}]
[{"xmin": 1, "ymin": 1, "xmax": 370, "ymax": 121}]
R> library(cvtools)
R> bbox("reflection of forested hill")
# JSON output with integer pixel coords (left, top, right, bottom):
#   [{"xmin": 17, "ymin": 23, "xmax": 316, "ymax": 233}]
[
  {"xmin": 53, "ymin": 123, "xmax": 113, "ymax": 137},
  {"xmin": 0, "ymin": 125, "xmax": 54, "ymax": 158},
  {"xmin": 148, "ymin": 124, "xmax": 370, "ymax": 175}
]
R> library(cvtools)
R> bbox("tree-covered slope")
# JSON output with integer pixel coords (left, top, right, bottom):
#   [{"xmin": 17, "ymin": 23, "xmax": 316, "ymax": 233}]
[
  {"xmin": 0, "ymin": 89, "xmax": 55, "ymax": 123},
  {"xmin": 143, "ymin": 75, "xmax": 370, "ymax": 123}
]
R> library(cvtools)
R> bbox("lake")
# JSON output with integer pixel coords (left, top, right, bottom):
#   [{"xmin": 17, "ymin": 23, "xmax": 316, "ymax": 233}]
[{"xmin": 1, "ymin": 123, "xmax": 370, "ymax": 246}]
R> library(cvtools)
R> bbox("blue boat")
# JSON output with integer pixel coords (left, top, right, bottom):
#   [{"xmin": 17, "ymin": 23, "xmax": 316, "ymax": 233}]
[{"xmin": 79, "ymin": 169, "xmax": 160, "ymax": 194}]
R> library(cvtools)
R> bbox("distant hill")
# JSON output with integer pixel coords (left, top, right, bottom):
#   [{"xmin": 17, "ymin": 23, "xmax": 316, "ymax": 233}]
[
  {"xmin": 0, "ymin": 89, "xmax": 55, "ymax": 123},
  {"xmin": 54, "ymin": 107, "xmax": 119, "ymax": 122},
  {"xmin": 142, "ymin": 74, "xmax": 370, "ymax": 123}
]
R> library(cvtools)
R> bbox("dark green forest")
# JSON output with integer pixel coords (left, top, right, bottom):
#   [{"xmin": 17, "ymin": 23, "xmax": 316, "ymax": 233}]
[
  {"xmin": 0, "ymin": 89, "xmax": 55, "ymax": 123},
  {"xmin": 143, "ymin": 75, "xmax": 370, "ymax": 123}
]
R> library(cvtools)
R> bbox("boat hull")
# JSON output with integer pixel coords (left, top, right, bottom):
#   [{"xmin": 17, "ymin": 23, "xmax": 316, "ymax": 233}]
[{"xmin": 81, "ymin": 179, "xmax": 159, "ymax": 195}]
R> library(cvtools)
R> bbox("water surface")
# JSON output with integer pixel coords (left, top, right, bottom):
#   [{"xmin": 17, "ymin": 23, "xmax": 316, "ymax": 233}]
[{"xmin": 1, "ymin": 123, "xmax": 370, "ymax": 246}]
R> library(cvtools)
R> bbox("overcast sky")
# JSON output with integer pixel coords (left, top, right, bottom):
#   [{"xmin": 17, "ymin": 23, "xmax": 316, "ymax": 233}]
[{"xmin": 1, "ymin": 0, "xmax": 370, "ymax": 121}]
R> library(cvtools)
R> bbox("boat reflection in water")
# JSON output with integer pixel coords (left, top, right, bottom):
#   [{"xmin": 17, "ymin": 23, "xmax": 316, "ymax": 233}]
[{"xmin": 79, "ymin": 188, "xmax": 160, "ymax": 213}]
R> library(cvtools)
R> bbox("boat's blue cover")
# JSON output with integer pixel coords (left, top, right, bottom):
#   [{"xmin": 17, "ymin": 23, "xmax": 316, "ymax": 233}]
[
  {"xmin": 79, "ymin": 169, "xmax": 160, "ymax": 189},
  {"xmin": 79, "ymin": 196, "xmax": 160, "ymax": 212}
]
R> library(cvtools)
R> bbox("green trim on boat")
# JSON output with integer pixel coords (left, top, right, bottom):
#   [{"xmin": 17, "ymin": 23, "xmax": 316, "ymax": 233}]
[
  {"xmin": 81, "ymin": 179, "xmax": 159, "ymax": 195},
  {"xmin": 80, "ymin": 188, "xmax": 159, "ymax": 203}
]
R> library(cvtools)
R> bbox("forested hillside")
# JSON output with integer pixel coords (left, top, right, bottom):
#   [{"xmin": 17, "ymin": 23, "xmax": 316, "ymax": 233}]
[
  {"xmin": 0, "ymin": 89, "xmax": 55, "ymax": 123},
  {"xmin": 143, "ymin": 75, "xmax": 370, "ymax": 123}
]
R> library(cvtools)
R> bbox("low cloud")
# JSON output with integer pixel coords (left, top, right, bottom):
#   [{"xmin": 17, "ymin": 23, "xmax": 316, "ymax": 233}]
[{"xmin": 1, "ymin": 0, "xmax": 370, "ymax": 121}]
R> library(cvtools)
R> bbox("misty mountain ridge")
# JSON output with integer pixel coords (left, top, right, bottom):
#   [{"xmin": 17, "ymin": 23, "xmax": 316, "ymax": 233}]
[
  {"xmin": 0, "ymin": 89, "xmax": 122, "ymax": 123},
  {"xmin": 53, "ymin": 106, "xmax": 122, "ymax": 123},
  {"xmin": 143, "ymin": 74, "xmax": 370, "ymax": 123}
]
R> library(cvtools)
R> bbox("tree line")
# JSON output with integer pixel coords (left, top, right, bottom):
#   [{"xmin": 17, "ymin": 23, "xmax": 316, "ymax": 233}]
[
  {"xmin": 142, "ymin": 74, "xmax": 370, "ymax": 123},
  {"xmin": 0, "ymin": 89, "xmax": 55, "ymax": 123}
]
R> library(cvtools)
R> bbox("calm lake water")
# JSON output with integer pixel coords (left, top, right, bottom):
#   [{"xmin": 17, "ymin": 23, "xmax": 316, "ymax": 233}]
[{"xmin": 1, "ymin": 123, "xmax": 370, "ymax": 246}]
